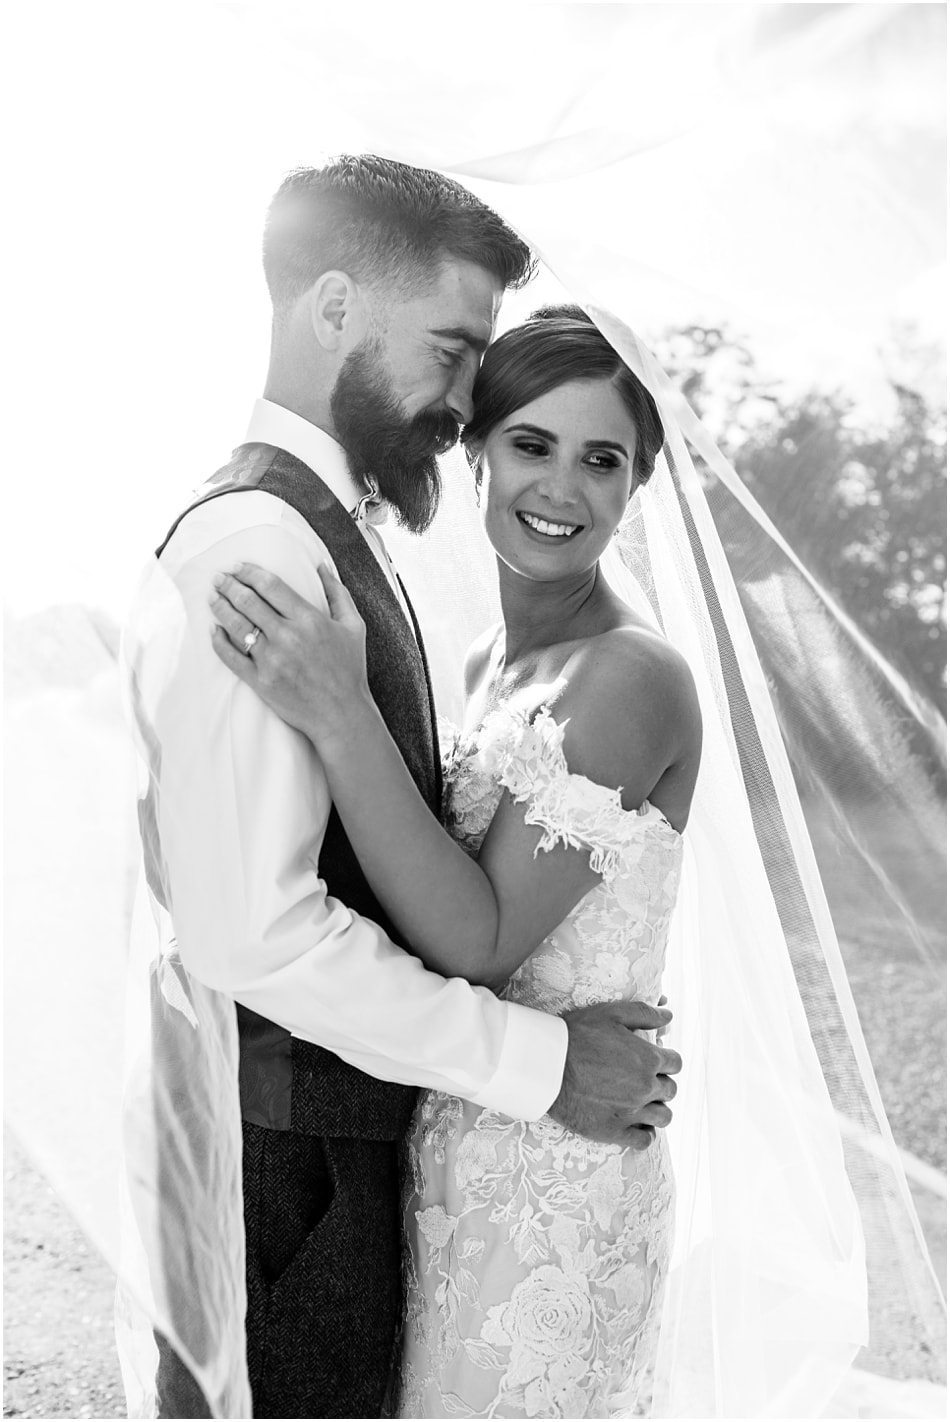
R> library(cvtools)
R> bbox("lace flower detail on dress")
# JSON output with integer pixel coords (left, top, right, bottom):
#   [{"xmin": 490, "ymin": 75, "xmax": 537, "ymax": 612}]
[
  {"xmin": 437, "ymin": 715, "xmax": 463, "ymax": 781},
  {"xmin": 476, "ymin": 704, "xmax": 672, "ymax": 882},
  {"xmin": 438, "ymin": 715, "xmax": 499, "ymax": 858}
]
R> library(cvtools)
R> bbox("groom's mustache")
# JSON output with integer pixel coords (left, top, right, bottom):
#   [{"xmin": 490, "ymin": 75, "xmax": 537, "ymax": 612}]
[
  {"xmin": 353, "ymin": 406, "xmax": 459, "ymax": 467},
  {"xmin": 406, "ymin": 409, "xmax": 461, "ymax": 458}
]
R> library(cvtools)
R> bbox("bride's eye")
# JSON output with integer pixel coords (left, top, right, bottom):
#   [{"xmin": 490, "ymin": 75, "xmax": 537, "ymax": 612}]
[
  {"xmin": 513, "ymin": 439, "xmax": 548, "ymax": 457},
  {"xmin": 587, "ymin": 452, "xmax": 621, "ymax": 471}
]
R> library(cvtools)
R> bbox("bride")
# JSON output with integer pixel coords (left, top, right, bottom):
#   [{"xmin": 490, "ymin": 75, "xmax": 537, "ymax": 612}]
[{"xmin": 209, "ymin": 304, "xmax": 703, "ymax": 1417}]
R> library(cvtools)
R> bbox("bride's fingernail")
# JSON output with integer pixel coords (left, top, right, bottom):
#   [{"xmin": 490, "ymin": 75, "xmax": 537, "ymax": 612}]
[{"xmin": 212, "ymin": 573, "xmax": 226, "ymax": 588}]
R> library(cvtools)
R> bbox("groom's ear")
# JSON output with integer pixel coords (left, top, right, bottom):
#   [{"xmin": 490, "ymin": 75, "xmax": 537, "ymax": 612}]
[{"xmin": 308, "ymin": 271, "xmax": 365, "ymax": 351}]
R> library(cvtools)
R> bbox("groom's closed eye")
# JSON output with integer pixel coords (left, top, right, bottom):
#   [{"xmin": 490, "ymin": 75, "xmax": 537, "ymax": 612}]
[{"xmin": 428, "ymin": 325, "xmax": 490, "ymax": 358}]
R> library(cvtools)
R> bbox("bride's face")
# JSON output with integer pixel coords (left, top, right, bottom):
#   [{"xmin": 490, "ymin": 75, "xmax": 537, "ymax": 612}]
[{"xmin": 478, "ymin": 378, "xmax": 638, "ymax": 581}]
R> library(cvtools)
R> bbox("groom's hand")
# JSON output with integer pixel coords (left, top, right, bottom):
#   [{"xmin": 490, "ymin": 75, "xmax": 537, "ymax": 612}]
[{"xmin": 549, "ymin": 1001, "xmax": 681, "ymax": 1148}]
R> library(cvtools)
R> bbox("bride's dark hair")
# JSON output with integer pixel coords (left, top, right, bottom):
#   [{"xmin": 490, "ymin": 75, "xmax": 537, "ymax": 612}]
[{"xmin": 462, "ymin": 304, "xmax": 664, "ymax": 485}]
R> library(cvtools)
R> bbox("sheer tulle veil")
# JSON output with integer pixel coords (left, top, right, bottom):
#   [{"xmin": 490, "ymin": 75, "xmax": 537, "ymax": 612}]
[{"xmin": 4, "ymin": 4, "xmax": 945, "ymax": 1418}]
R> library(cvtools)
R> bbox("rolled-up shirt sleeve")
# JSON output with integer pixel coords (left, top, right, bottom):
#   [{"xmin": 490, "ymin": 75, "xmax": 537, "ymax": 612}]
[{"xmin": 129, "ymin": 491, "xmax": 567, "ymax": 1121}]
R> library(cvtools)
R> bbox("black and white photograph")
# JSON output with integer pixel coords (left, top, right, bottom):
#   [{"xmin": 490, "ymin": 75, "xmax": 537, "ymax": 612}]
[{"xmin": 4, "ymin": 4, "xmax": 946, "ymax": 1418}]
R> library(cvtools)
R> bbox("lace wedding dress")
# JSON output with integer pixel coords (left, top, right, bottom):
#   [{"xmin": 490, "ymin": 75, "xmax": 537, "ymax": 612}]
[{"xmin": 398, "ymin": 704, "xmax": 684, "ymax": 1420}]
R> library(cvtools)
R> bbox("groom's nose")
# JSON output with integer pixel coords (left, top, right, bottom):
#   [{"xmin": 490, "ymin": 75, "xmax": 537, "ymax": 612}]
[{"xmin": 445, "ymin": 372, "xmax": 476, "ymax": 427}]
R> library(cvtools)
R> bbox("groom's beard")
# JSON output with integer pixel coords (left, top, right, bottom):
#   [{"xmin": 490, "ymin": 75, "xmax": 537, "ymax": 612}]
[{"xmin": 330, "ymin": 339, "xmax": 459, "ymax": 535}]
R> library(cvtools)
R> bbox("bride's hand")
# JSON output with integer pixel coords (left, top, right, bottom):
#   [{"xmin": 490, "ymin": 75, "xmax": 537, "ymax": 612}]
[{"xmin": 209, "ymin": 561, "xmax": 370, "ymax": 747}]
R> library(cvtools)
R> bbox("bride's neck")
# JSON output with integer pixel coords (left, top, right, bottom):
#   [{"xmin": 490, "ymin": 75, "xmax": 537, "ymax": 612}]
[{"xmin": 497, "ymin": 560, "xmax": 605, "ymax": 664}]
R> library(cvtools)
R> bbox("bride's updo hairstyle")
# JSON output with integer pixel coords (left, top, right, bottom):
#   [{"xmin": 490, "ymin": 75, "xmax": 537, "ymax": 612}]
[{"xmin": 462, "ymin": 305, "xmax": 664, "ymax": 488}]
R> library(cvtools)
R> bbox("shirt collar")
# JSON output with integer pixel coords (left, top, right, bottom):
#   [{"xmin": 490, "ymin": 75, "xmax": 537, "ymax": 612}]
[{"xmin": 244, "ymin": 398, "xmax": 381, "ymax": 520}]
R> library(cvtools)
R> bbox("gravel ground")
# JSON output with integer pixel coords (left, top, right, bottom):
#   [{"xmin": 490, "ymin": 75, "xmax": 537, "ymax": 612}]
[
  {"xmin": 844, "ymin": 952, "xmax": 947, "ymax": 1175},
  {"xmin": 3, "ymin": 1128, "xmax": 124, "ymax": 1419}
]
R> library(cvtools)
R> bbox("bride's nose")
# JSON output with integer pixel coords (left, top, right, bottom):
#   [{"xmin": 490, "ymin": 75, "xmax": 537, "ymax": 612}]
[{"xmin": 535, "ymin": 456, "xmax": 581, "ymax": 508}]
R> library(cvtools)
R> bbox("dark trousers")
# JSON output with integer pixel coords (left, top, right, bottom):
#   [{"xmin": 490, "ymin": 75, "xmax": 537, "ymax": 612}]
[{"xmin": 156, "ymin": 1123, "xmax": 403, "ymax": 1418}]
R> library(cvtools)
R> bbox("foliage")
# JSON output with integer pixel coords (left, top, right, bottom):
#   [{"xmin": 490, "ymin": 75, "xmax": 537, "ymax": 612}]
[{"xmin": 652, "ymin": 325, "xmax": 948, "ymax": 710}]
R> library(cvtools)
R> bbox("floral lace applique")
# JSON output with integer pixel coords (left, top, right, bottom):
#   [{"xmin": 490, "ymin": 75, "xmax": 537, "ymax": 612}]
[{"xmin": 477, "ymin": 704, "xmax": 676, "ymax": 881}]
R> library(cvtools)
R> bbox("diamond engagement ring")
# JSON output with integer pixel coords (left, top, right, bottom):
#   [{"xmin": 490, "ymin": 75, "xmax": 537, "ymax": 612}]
[{"xmin": 242, "ymin": 626, "xmax": 262, "ymax": 656}]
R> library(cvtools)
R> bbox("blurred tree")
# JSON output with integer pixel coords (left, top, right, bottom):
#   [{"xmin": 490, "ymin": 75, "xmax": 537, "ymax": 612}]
[{"xmin": 652, "ymin": 325, "xmax": 948, "ymax": 710}]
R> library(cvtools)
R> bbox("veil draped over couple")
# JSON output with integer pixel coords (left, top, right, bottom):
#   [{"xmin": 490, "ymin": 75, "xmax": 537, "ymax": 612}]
[{"xmin": 116, "ymin": 156, "xmax": 939, "ymax": 1420}]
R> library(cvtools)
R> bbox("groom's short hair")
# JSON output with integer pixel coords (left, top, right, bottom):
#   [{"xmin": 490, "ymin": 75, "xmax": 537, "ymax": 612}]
[{"xmin": 263, "ymin": 155, "xmax": 535, "ymax": 314}]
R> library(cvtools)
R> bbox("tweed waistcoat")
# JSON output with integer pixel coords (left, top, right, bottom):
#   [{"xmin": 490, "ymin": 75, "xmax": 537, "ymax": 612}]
[{"xmin": 157, "ymin": 442, "xmax": 442, "ymax": 1139}]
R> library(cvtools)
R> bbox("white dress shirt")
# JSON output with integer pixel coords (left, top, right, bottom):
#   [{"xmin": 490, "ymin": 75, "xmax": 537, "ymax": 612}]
[{"xmin": 126, "ymin": 399, "xmax": 567, "ymax": 1119}]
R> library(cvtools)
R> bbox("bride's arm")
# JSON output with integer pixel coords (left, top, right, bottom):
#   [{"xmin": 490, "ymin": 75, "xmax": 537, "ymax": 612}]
[{"xmin": 210, "ymin": 562, "xmax": 699, "ymax": 988}]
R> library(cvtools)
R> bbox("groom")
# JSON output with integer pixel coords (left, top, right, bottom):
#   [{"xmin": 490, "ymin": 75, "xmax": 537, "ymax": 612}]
[{"xmin": 142, "ymin": 156, "xmax": 681, "ymax": 1418}]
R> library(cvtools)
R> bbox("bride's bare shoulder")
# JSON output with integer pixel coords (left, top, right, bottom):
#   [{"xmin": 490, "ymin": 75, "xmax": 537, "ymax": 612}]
[
  {"xmin": 463, "ymin": 622, "xmax": 503, "ymax": 697},
  {"xmin": 553, "ymin": 626, "xmax": 701, "ymax": 801},
  {"xmin": 563, "ymin": 624, "xmax": 695, "ymax": 706}
]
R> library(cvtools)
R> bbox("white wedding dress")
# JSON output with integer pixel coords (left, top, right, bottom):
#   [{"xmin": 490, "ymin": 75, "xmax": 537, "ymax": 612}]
[{"xmin": 398, "ymin": 704, "xmax": 684, "ymax": 1420}]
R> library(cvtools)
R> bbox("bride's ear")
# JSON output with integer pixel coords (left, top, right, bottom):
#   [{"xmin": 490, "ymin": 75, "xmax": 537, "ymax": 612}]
[{"xmin": 308, "ymin": 271, "xmax": 365, "ymax": 351}]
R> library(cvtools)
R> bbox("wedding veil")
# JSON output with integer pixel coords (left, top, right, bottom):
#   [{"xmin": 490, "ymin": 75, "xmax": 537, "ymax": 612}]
[{"xmin": 5, "ymin": 4, "xmax": 945, "ymax": 1418}]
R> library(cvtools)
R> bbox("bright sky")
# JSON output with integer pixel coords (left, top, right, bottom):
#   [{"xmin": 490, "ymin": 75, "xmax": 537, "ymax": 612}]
[{"xmin": 4, "ymin": 2, "xmax": 945, "ymax": 617}]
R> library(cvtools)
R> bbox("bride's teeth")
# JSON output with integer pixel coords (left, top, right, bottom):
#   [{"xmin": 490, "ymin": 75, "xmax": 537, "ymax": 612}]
[{"xmin": 520, "ymin": 512, "xmax": 578, "ymax": 537}]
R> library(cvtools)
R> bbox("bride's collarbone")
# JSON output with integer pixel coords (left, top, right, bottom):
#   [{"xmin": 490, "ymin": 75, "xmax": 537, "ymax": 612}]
[
  {"xmin": 467, "ymin": 645, "xmax": 574, "ymax": 731},
  {"xmin": 467, "ymin": 618, "xmax": 661, "ymax": 733},
  {"xmin": 476, "ymin": 675, "xmax": 566, "ymax": 730}
]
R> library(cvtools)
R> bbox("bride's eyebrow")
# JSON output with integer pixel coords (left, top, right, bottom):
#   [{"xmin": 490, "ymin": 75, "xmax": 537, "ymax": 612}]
[
  {"xmin": 505, "ymin": 422, "xmax": 630, "ymax": 458},
  {"xmin": 505, "ymin": 422, "xmax": 558, "ymax": 440}
]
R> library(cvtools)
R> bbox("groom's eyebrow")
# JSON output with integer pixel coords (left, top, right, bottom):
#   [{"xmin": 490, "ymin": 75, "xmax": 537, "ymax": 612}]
[
  {"xmin": 505, "ymin": 422, "xmax": 631, "ymax": 458},
  {"xmin": 429, "ymin": 325, "xmax": 491, "ymax": 355}
]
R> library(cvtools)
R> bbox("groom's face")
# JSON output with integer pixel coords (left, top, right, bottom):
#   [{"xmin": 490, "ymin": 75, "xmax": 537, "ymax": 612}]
[
  {"xmin": 330, "ymin": 260, "xmax": 502, "ymax": 534},
  {"xmin": 375, "ymin": 259, "xmax": 502, "ymax": 426}
]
